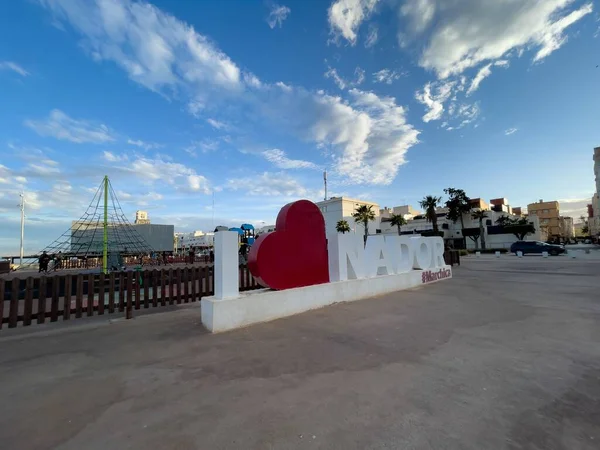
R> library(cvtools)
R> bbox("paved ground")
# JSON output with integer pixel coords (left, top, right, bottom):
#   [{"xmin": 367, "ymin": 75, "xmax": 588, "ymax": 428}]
[{"xmin": 1, "ymin": 257, "xmax": 599, "ymax": 450}]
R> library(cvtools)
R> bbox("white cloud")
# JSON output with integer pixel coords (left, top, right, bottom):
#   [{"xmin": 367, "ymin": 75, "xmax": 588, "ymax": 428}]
[
  {"xmin": 372, "ymin": 69, "xmax": 405, "ymax": 84},
  {"xmin": 558, "ymin": 197, "xmax": 593, "ymax": 219},
  {"xmin": 324, "ymin": 67, "xmax": 347, "ymax": 90},
  {"xmin": 334, "ymin": 89, "xmax": 419, "ymax": 183},
  {"xmin": 40, "ymin": 0, "xmax": 245, "ymax": 103},
  {"xmin": 354, "ymin": 67, "xmax": 365, "ymax": 85},
  {"xmin": 452, "ymin": 103, "xmax": 481, "ymax": 129},
  {"xmin": 0, "ymin": 61, "xmax": 29, "ymax": 76},
  {"xmin": 466, "ymin": 64, "xmax": 492, "ymax": 96},
  {"xmin": 364, "ymin": 24, "xmax": 378, "ymax": 48},
  {"xmin": 262, "ymin": 149, "xmax": 319, "ymax": 170},
  {"xmin": 324, "ymin": 65, "xmax": 365, "ymax": 90},
  {"xmin": 103, "ymin": 150, "xmax": 127, "ymax": 162},
  {"xmin": 104, "ymin": 152, "xmax": 211, "ymax": 194},
  {"xmin": 127, "ymin": 138, "xmax": 160, "ymax": 150},
  {"xmin": 505, "ymin": 127, "xmax": 518, "ymax": 135},
  {"xmin": 184, "ymin": 139, "xmax": 219, "ymax": 155},
  {"xmin": 227, "ymin": 172, "xmax": 312, "ymax": 197},
  {"xmin": 415, "ymin": 81, "xmax": 455, "ymax": 122},
  {"xmin": 400, "ymin": 0, "xmax": 594, "ymax": 78},
  {"xmin": 40, "ymin": 0, "xmax": 420, "ymax": 186},
  {"xmin": 328, "ymin": 0, "xmax": 380, "ymax": 45},
  {"xmin": 267, "ymin": 4, "xmax": 291, "ymax": 29},
  {"xmin": 206, "ymin": 118, "xmax": 228, "ymax": 130},
  {"xmin": 466, "ymin": 60, "xmax": 510, "ymax": 96},
  {"xmin": 25, "ymin": 109, "xmax": 114, "ymax": 143}
]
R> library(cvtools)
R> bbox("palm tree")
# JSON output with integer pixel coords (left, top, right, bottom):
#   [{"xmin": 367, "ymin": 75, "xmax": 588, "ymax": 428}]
[
  {"xmin": 471, "ymin": 210, "xmax": 488, "ymax": 249},
  {"xmin": 352, "ymin": 204, "xmax": 376, "ymax": 247},
  {"xmin": 336, "ymin": 219, "xmax": 351, "ymax": 234},
  {"xmin": 389, "ymin": 214, "xmax": 407, "ymax": 236},
  {"xmin": 419, "ymin": 195, "xmax": 442, "ymax": 233},
  {"xmin": 444, "ymin": 188, "xmax": 471, "ymax": 230}
]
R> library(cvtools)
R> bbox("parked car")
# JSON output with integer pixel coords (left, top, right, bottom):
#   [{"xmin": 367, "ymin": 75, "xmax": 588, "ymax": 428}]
[{"xmin": 510, "ymin": 241, "xmax": 566, "ymax": 256}]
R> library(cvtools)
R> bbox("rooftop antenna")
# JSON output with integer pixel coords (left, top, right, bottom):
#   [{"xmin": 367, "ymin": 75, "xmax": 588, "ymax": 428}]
[
  {"xmin": 19, "ymin": 192, "xmax": 25, "ymax": 267},
  {"xmin": 323, "ymin": 170, "xmax": 328, "ymax": 201}
]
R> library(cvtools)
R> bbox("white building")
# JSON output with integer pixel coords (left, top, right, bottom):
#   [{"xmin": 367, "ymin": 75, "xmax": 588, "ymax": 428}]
[
  {"xmin": 316, "ymin": 197, "xmax": 381, "ymax": 237},
  {"xmin": 135, "ymin": 210, "xmax": 150, "ymax": 224},
  {"xmin": 257, "ymin": 225, "xmax": 276, "ymax": 235},
  {"xmin": 379, "ymin": 201, "xmax": 542, "ymax": 250},
  {"xmin": 174, "ymin": 230, "xmax": 215, "ymax": 252}
]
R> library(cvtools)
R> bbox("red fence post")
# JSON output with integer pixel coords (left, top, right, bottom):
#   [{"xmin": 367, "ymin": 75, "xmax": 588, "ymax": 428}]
[
  {"xmin": 64, "ymin": 274, "xmax": 72, "ymax": 320},
  {"xmin": 23, "ymin": 277, "xmax": 33, "ymax": 327},
  {"xmin": 86, "ymin": 273, "xmax": 94, "ymax": 317},
  {"xmin": 108, "ymin": 272, "xmax": 115, "ymax": 314},
  {"xmin": 38, "ymin": 277, "xmax": 47, "ymax": 324},
  {"xmin": 9, "ymin": 278, "xmax": 19, "ymax": 328},
  {"xmin": 143, "ymin": 271, "xmax": 149, "ymax": 309},
  {"xmin": 50, "ymin": 276, "xmax": 60, "ymax": 322},
  {"xmin": 119, "ymin": 272, "xmax": 125, "ymax": 312},
  {"xmin": 98, "ymin": 273, "xmax": 105, "ymax": 316},
  {"xmin": 160, "ymin": 269, "xmax": 166, "ymax": 306},
  {"xmin": 126, "ymin": 271, "xmax": 133, "ymax": 320},
  {"xmin": 0, "ymin": 278, "xmax": 4, "ymax": 329},
  {"xmin": 76, "ymin": 274, "xmax": 83, "ymax": 318},
  {"xmin": 190, "ymin": 267, "xmax": 197, "ymax": 302},
  {"xmin": 168, "ymin": 268, "xmax": 175, "ymax": 305},
  {"xmin": 152, "ymin": 270, "xmax": 158, "ymax": 307}
]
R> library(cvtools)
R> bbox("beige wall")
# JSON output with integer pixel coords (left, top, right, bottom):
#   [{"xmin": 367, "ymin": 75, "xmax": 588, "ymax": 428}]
[{"xmin": 527, "ymin": 200, "xmax": 560, "ymax": 237}]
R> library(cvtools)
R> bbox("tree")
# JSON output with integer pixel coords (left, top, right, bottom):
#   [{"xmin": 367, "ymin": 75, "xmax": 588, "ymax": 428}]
[
  {"xmin": 389, "ymin": 214, "xmax": 407, "ymax": 236},
  {"xmin": 419, "ymin": 195, "xmax": 442, "ymax": 233},
  {"xmin": 352, "ymin": 204, "xmax": 376, "ymax": 247},
  {"xmin": 495, "ymin": 215, "xmax": 512, "ymax": 227},
  {"xmin": 579, "ymin": 215, "xmax": 590, "ymax": 235},
  {"xmin": 444, "ymin": 188, "xmax": 471, "ymax": 231},
  {"xmin": 495, "ymin": 215, "xmax": 535, "ymax": 240},
  {"xmin": 471, "ymin": 210, "xmax": 488, "ymax": 249},
  {"xmin": 336, "ymin": 219, "xmax": 351, "ymax": 234}
]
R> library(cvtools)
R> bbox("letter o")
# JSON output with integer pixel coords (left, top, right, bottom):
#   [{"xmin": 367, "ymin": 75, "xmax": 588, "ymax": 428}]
[{"xmin": 413, "ymin": 239, "xmax": 433, "ymax": 269}]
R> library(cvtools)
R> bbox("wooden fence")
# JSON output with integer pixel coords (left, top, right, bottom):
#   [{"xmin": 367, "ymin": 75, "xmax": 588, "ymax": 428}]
[{"xmin": 1, "ymin": 265, "xmax": 260, "ymax": 329}]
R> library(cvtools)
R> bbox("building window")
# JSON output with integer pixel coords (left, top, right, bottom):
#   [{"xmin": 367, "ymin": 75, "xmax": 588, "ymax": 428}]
[{"xmin": 543, "ymin": 209, "xmax": 549, "ymax": 213}]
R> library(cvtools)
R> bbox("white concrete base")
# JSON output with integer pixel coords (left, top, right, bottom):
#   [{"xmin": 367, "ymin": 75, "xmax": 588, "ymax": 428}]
[{"xmin": 201, "ymin": 266, "xmax": 452, "ymax": 333}]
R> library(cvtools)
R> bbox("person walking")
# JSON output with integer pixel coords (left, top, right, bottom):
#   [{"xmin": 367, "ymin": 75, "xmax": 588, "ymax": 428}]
[
  {"xmin": 38, "ymin": 251, "xmax": 50, "ymax": 273},
  {"xmin": 54, "ymin": 251, "xmax": 63, "ymax": 272}
]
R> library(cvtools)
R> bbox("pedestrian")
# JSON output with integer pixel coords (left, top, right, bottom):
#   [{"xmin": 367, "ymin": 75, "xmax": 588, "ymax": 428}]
[
  {"xmin": 54, "ymin": 251, "xmax": 63, "ymax": 272},
  {"xmin": 189, "ymin": 248, "xmax": 195, "ymax": 265},
  {"xmin": 38, "ymin": 251, "xmax": 50, "ymax": 273},
  {"xmin": 162, "ymin": 251, "xmax": 168, "ymax": 266}
]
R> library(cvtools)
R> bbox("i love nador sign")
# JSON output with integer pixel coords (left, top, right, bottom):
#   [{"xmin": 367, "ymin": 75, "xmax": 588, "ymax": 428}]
[{"xmin": 249, "ymin": 200, "xmax": 450, "ymax": 290}]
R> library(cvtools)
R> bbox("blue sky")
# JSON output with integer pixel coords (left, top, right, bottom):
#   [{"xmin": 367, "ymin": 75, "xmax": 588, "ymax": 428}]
[{"xmin": 0, "ymin": 0, "xmax": 599, "ymax": 255}]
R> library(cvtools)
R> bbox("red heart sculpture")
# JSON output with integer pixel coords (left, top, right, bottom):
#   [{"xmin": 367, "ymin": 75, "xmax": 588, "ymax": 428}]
[{"xmin": 248, "ymin": 200, "xmax": 330, "ymax": 290}]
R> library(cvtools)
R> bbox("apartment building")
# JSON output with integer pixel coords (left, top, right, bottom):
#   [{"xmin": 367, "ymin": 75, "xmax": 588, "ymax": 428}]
[{"xmin": 527, "ymin": 200, "xmax": 560, "ymax": 238}]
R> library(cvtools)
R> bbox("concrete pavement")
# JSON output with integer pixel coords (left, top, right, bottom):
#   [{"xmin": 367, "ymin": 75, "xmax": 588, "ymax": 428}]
[{"xmin": 1, "ymin": 258, "xmax": 599, "ymax": 449}]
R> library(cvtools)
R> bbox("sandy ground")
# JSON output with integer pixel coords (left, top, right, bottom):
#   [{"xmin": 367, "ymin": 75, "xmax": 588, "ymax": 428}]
[{"xmin": 1, "ymin": 257, "xmax": 599, "ymax": 450}]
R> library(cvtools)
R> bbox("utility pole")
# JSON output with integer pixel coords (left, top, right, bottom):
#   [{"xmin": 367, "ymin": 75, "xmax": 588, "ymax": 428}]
[
  {"xmin": 19, "ymin": 192, "xmax": 25, "ymax": 267},
  {"xmin": 102, "ymin": 175, "xmax": 108, "ymax": 274},
  {"xmin": 323, "ymin": 170, "xmax": 328, "ymax": 201}
]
